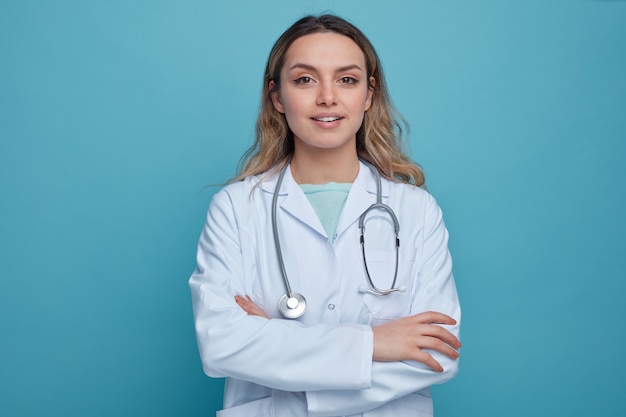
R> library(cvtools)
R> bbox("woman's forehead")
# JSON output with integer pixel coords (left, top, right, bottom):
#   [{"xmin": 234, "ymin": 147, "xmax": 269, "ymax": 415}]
[{"xmin": 283, "ymin": 32, "xmax": 366, "ymax": 71}]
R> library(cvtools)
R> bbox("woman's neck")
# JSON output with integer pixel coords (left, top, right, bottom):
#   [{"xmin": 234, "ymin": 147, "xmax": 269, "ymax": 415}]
[{"xmin": 290, "ymin": 151, "xmax": 359, "ymax": 184}]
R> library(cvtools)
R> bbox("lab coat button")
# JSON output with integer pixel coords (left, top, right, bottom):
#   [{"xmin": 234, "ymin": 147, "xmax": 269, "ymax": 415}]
[{"xmin": 328, "ymin": 304, "xmax": 335, "ymax": 310}]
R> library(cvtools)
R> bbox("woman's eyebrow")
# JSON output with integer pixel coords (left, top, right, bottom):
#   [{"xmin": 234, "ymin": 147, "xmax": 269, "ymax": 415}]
[{"xmin": 288, "ymin": 63, "xmax": 363, "ymax": 73}]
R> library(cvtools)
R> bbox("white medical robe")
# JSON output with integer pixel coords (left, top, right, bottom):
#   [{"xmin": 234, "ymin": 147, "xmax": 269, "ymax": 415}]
[{"xmin": 189, "ymin": 161, "xmax": 461, "ymax": 416}]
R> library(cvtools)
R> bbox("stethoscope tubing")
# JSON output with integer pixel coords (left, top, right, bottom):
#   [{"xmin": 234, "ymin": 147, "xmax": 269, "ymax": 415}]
[
  {"xmin": 271, "ymin": 164, "xmax": 293, "ymax": 297},
  {"xmin": 272, "ymin": 159, "xmax": 402, "ymax": 319},
  {"xmin": 358, "ymin": 160, "xmax": 401, "ymax": 296}
]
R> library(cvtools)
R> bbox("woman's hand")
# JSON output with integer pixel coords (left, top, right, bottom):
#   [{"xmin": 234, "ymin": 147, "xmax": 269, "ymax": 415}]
[
  {"xmin": 372, "ymin": 311, "xmax": 461, "ymax": 372},
  {"xmin": 235, "ymin": 295, "xmax": 270, "ymax": 319}
]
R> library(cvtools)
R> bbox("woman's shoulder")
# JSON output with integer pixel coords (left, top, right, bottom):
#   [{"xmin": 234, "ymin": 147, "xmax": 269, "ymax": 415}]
[
  {"xmin": 387, "ymin": 179, "xmax": 433, "ymax": 201},
  {"xmin": 386, "ymin": 180, "xmax": 444, "ymax": 217},
  {"xmin": 212, "ymin": 172, "xmax": 271, "ymax": 205}
]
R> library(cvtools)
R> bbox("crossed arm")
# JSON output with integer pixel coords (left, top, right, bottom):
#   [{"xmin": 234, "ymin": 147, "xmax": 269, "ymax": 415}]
[{"xmin": 235, "ymin": 294, "xmax": 460, "ymax": 373}]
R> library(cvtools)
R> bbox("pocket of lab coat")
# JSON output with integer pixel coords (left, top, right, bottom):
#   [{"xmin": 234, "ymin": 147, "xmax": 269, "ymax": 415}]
[
  {"xmin": 361, "ymin": 249, "xmax": 417, "ymax": 324},
  {"xmin": 216, "ymin": 396, "xmax": 274, "ymax": 417}
]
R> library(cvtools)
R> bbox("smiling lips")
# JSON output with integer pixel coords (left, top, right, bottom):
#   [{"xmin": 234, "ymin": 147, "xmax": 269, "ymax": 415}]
[
  {"xmin": 313, "ymin": 116, "xmax": 342, "ymax": 122},
  {"xmin": 311, "ymin": 114, "xmax": 344, "ymax": 127}
]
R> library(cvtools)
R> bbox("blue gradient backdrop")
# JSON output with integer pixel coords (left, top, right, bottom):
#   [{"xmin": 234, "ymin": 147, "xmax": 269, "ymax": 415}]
[{"xmin": 1, "ymin": 1, "xmax": 624, "ymax": 416}]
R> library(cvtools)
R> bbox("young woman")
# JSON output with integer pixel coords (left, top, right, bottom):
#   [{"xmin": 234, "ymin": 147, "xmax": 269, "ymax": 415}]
[{"xmin": 190, "ymin": 14, "xmax": 461, "ymax": 417}]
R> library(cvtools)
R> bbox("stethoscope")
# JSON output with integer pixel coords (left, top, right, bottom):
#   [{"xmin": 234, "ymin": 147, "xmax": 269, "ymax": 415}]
[{"xmin": 272, "ymin": 159, "xmax": 403, "ymax": 319}]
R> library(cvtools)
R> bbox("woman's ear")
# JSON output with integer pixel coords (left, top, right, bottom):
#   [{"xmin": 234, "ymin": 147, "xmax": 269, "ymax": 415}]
[
  {"xmin": 269, "ymin": 80, "xmax": 285, "ymax": 113},
  {"xmin": 365, "ymin": 76, "xmax": 375, "ymax": 111}
]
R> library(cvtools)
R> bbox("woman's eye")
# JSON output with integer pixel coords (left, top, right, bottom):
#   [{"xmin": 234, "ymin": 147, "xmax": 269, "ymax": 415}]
[
  {"xmin": 339, "ymin": 77, "xmax": 358, "ymax": 84},
  {"xmin": 294, "ymin": 77, "xmax": 312, "ymax": 84}
]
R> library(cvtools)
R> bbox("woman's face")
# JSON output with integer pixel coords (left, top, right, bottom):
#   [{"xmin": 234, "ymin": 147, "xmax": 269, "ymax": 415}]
[{"xmin": 271, "ymin": 32, "xmax": 374, "ymax": 158}]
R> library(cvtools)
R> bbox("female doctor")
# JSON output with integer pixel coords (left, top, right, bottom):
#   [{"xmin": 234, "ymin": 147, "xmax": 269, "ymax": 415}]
[{"xmin": 189, "ymin": 14, "xmax": 461, "ymax": 417}]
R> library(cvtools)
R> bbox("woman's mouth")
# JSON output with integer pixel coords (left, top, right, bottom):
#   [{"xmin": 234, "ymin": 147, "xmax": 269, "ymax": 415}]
[{"xmin": 311, "ymin": 116, "xmax": 343, "ymax": 123}]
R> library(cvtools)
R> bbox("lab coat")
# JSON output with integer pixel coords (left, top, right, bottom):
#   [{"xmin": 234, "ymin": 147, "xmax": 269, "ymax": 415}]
[{"xmin": 189, "ymin": 161, "xmax": 461, "ymax": 417}]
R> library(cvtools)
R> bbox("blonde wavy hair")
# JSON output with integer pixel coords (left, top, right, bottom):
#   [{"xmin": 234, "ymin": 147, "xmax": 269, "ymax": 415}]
[{"xmin": 234, "ymin": 14, "xmax": 425, "ymax": 187}]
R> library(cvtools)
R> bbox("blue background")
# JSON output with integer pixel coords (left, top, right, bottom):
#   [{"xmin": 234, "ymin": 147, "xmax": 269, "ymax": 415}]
[{"xmin": 1, "ymin": 1, "xmax": 625, "ymax": 416}]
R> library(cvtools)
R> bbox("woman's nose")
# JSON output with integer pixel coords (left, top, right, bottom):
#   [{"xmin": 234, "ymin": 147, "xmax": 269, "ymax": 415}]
[{"xmin": 316, "ymin": 82, "xmax": 336, "ymax": 106}]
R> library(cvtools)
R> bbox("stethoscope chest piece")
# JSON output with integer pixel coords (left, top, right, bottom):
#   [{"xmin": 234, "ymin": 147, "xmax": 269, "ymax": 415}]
[{"xmin": 278, "ymin": 293, "xmax": 306, "ymax": 319}]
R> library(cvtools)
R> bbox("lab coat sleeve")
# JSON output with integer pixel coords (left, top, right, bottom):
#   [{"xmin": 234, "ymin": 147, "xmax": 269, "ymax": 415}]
[
  {"xmin": 306, "ymin": 193, "xmax": 461, "ymax": 416},
  {"xmin": 189, "ymin": 189, "xmax": 374, "ymax": 392}
]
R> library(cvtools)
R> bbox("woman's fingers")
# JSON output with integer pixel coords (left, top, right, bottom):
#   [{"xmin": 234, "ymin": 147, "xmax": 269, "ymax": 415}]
[
  {"xmin": 235, "ymin": 295, "xmax": 270, "ymax": 319},
  {"xmin": 407, "ymin": 312, "xmax": 461, "ymax": 350},
  {"xmin": 411, "ymin": 311, "xmax": 457, "ymax": 326},
  {"xmin": 372, "ymin": 312, "xmax": 461, "ymax": 370},
  {"xmin": 413, "ymin": 350, "xmax": 443, "ymax": 373},
  {"xmin": 416, "ymin": 323, "xmax": 462, "ymax": 350},
  {"xmin": 413, "ymin": 334, "xmax": 460, "ymax": 360}
]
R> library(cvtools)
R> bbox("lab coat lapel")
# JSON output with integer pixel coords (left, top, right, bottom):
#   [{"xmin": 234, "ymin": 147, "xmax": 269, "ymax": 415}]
[
  {"xmin": 262, "ymin": 165, "xmax": 327, "ymax": 238},
  {"xmin": 335, "ymin": 161, "xmax": 390, "ymax": 237}
]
